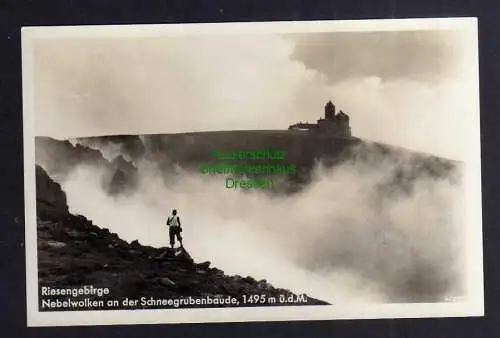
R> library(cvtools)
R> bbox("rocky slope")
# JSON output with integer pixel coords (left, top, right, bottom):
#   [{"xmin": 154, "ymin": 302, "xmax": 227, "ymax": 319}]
[
  {"xmin": 36, "ymin": 136, "xmax": 139, "ymax": 196},
  {"xmin": 36, "ymin": 165, "xmax": 328, "ymax": 311}
]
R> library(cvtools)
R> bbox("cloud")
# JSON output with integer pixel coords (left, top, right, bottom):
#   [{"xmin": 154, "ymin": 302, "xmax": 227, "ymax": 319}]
[
  {"xmin": 288, "ymin": 30, "xmax": 462, "ymax": 84},
  {"xmin": 58, "ymin": 144, "xmax": 464, "ymax": 303},
  {"xmin": 328, "ymin": 76, "xmax": 472, "ymax": 161},
  {"xmin": 33, "ymin": 30, "xmax": 476, "ymax": 160},
  {"xmin": 33, "ymin": 35, "xmax": 329, "ymax": 137}
]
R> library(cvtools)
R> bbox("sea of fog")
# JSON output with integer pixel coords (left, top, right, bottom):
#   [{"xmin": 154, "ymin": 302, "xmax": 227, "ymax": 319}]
[{"xmin": 56, "ymin": 146, "xmax": 465, "ymax": 305}]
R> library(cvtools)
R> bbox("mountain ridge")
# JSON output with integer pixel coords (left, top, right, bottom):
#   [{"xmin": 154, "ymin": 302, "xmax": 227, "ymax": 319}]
[{"xmin": 36, "ymin": 130, "xmax": 460, "ymax": 198}]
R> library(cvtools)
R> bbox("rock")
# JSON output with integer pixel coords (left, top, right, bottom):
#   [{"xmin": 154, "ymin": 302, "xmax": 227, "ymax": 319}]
[
  {"xmin": 65, "ymin": 229, "xmax": 88, "ymax": 240},
  {"xmin": 37, "ymin": 220, "xmax": 53, "ymax": 230},
  {"xmin": 243, "ymin": 276, "xmax": 257, "ymax": 285},
  {"xmin": 175, "ymin": 248, "xmax": 194, "ymax": 263},
  {"xmin": 197, "ymin": 261, "xmax": 211, "ymax": 270},
  {"xmin": 38, "ymin": 240, "xmax": 67, "ymax": 250},
  {"xmin": 46, "ymin": 240, "xmax": 67, "ymax": 248},
  {"xmin": 75, "ymin": 215, "xmax": 89, "ymax": 225},
  {"xmin": 211, "ymin": 268, "xmax": 225, "ymax": 276},
  {"xmin": 35, "ymin": 165, "xmax": 69, "ymax": 220},
  {"xmin": 155, "ymin": 248, "xmax": 175, "ymax": 260},
  {"xmin": 101, "ymin": 156, "xmax": 139, "ymax": 196},
  {"xmin": 257, "ymin": 279, "xmax": 273, "ymax": 290},
  {"xmin": 160, "ymin": 277, "xmax": 176, "ymax": 287}
]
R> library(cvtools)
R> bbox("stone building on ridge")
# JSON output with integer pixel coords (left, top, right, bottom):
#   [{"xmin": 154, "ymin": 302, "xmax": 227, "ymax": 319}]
[{"xmin": 288, "ymin": 100, "xmax": 352, "ymax": 137}]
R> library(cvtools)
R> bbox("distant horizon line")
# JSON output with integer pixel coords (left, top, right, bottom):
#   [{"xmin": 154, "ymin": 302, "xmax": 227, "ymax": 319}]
[{"xmin": 35, "ymin": 128, "xmax": 355, "ymax": 139}]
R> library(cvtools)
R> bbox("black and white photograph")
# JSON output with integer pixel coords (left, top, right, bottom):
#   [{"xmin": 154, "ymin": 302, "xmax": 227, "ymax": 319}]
[{"xmin": 21, "ymin": 18, "xmax": 483, "ymax": 326}]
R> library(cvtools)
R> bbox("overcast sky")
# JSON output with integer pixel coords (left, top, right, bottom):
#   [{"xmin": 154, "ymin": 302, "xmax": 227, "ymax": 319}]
[{"xmin": 32, "ymin": 27, "xmax": 478, "ymax": 160}]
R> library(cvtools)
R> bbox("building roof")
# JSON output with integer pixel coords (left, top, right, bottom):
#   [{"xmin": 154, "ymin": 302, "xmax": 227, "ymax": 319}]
[{"xmin": 337, "ymin": 111, "xmax": 349, "ymax": 118}]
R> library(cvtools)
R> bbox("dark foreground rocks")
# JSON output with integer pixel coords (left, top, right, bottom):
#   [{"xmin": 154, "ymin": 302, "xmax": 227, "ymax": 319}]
[{"xmin": 36, "ymin": 165, "xmax": 328, "ymax": 310}]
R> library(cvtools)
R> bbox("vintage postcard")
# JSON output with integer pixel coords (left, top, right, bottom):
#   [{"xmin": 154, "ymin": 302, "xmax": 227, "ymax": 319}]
[{"xmin": 22, "ymin": 18, "xmax": 483, "ymax": 327}]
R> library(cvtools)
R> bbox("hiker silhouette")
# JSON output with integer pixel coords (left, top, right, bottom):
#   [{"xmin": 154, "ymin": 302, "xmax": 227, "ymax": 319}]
[{"xmin": 166, "ymin": 209, "xmax": 183, "ymax": 249}]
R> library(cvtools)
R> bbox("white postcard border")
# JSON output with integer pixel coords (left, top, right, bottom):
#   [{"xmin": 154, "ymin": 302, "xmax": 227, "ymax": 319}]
[{"xmin": 22, "ymin": 17, "xmax": 484, "ymax": 327}]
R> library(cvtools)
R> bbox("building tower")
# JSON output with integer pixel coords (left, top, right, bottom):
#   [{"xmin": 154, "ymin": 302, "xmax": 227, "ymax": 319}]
[
  {"xmin": 335, "ymin": 110, "xmax": 351, "ymax": 136},
  {"xmin": 325, "ymin": 101, "xmax": 335, "ymax": 119}
]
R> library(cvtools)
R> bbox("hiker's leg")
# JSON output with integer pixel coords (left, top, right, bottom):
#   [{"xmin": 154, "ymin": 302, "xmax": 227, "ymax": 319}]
[
  {"xmin": 176, "ymin": 229, "xmax": 183, "ymax": 248},
  {"xmin": 169, "ymin": 228, "xmax": 175, "ymax": 248}
]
